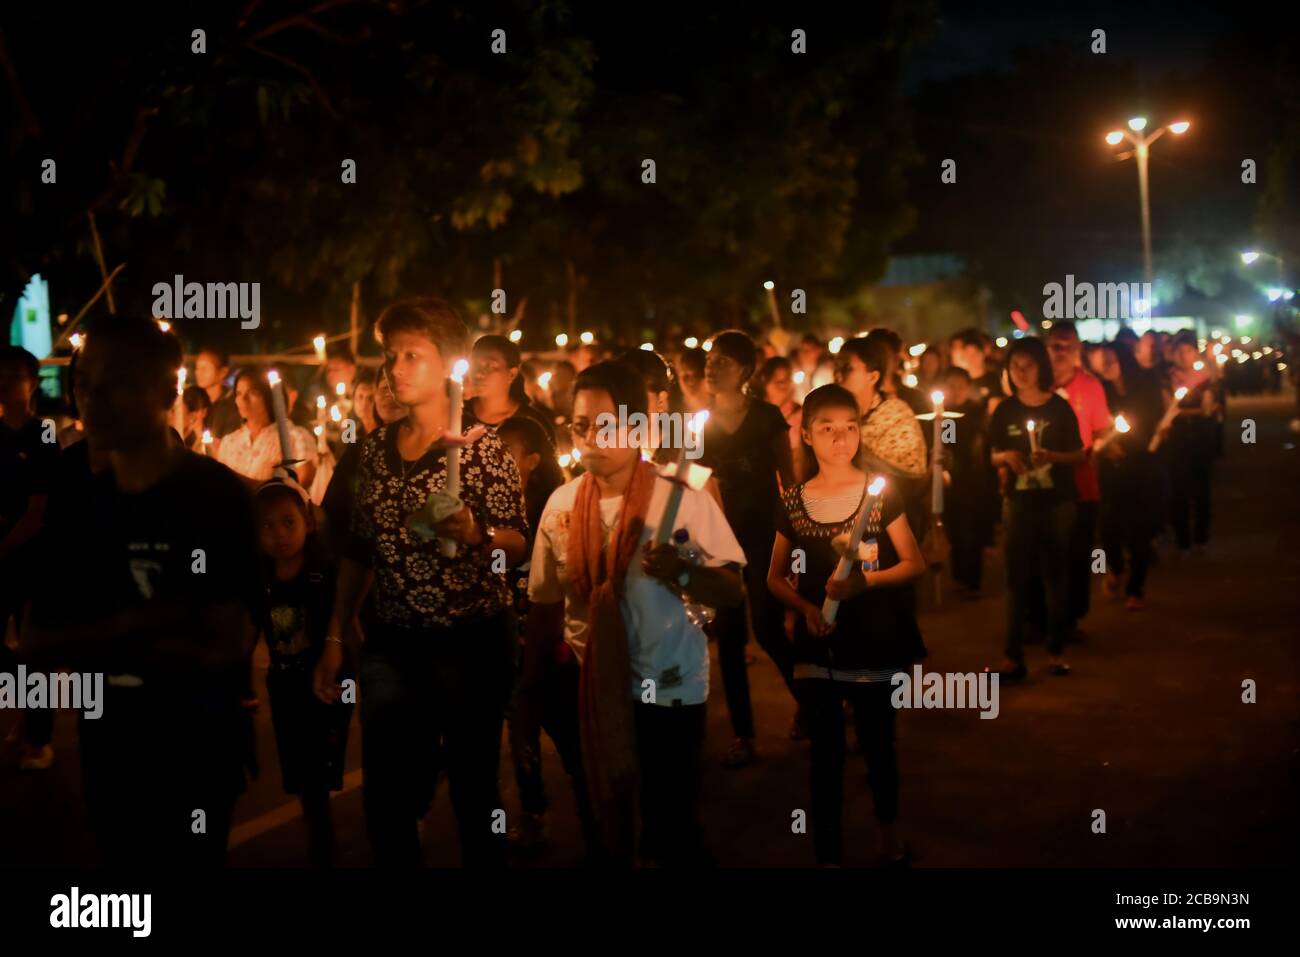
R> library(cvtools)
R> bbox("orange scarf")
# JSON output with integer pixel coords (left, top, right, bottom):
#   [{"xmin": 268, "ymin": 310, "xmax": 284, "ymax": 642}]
[{"xmin": 567, "ymin": 459, "xmax": 656, "ymax": 863}]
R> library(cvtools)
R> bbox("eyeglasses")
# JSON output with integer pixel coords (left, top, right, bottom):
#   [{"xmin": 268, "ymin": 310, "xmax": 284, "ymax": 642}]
[{"xmin": 568, "ymin": 420, "xmax": 601, "ymax": 440}]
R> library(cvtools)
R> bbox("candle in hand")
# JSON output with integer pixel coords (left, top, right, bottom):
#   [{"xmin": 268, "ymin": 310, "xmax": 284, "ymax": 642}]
[
  {"xmin": 201, "ymin": 429, "xmax": 213, "ymax": 456},
  {"xmin": 1149, "ymin": 387, "xmax": 1189, "ymax": 452},
  {"xmin": 313, "ymin": 335, "xmax": 327, "ymax": 363},
  {"xmin": 266, "ymin": 369, "xmax": 294, "ymax": 464},
  {"xmin": 823, "ymin": 476, "xmax": 887, "ymax": 624},
  {"xmin": 930, "ymin": 390, "xmax": 944, "ymax": 513},
  {"xmin": 1026, "ymin": 418, "xmax": 1039, "ymax": 455},
  {"xmin": 173, "ymin": 367, "xmax": 187, "ymax": 436},
  {"xmin": 1095, "ymin": 413, "xmax": 1131, "ymax": 452},
  {"xmin": 440, "ymin": 358, "xmax": 470, "ymax": 558},
  {"xmin": 654, "ymin": 410, "xmax": 710, "ymax": 546}
]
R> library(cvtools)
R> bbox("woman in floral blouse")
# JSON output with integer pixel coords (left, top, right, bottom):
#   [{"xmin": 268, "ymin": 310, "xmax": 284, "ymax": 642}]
[{"xmin": 313, "ymin": 298, "xmax": 528, "ymax": 868}]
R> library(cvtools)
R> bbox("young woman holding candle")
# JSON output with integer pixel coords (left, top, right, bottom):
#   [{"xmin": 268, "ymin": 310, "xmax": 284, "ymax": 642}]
[
  {"xmin": 313, "ymin": 298, "xmax": 529, "ymax": 868},
  {"xmin": 1092, "ymin": 340, "xmax": 1164, "ymax": 608},
  {"xmin": 986, "ymin": 337, "xmax": 1085, "ymax": 680},
  {"xmin": 522, "ymin": 360, "xmax": 745, "ymax": 866},
  {"xmin": 766, "ymin": 384, "xmax": 925, "ymax": 867},
  {"xmin": 217, "ymin": 368, "xmax": 318, "ymax": 488},
  {"xmin": 1161, "ymin": 332, "xmax": 1219, "ymax": 555},
  {"xmin": 697, "ymin": 329, "xmax": 800, "ymax": 765}
]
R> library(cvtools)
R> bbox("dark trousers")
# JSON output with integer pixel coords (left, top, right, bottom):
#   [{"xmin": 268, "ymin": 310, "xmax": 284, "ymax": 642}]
[
  {"xmin": 1005, "ymin": 499, "xmax": 1075, "ymax": 662},
  {"xmin": 359, "ymin": 611, "xmax": 514, "ymax": 867},
  {"xmin": 1168, "ymin": 430, "xmax": 1213, "ymax": 549},
  {"xmin": 635, "ymin": 701, "xmax": 708, "ymax": 867},
  {"xmin": 947, "ymin": 488, "xmax": 989, "ymax": 591},
  {"xmin": 802, "ymin": 679, "xmax": 899, "ymax": 865},
  {"xmin": 1099, "ymin": 457, "xmax": 1157, "ymax": 598},
  {"xmin": 78, "ymin": 689, "xmax": 244, "ymax": 867},
  {"xmin": 0, "ymin": 568, "xmax": 53, "ymax": 749},
  {"xmin": 508, "ymin": 656, "xmax": 596, "ymax": 842},
  {"xmin": 714, "ymin": 548, "xmax": 798, "ymax": 739},
  {"xmin": 1067, "ymin": 499, "xmax": 1099, "ymax": 624}
]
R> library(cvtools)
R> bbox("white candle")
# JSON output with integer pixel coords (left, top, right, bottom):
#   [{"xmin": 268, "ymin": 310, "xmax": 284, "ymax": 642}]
[
  {"xmin": 1026, "ymin": 418, "xmax": 1039, "ymax": 455},
  {"xmin": 1148, "ymin": 387, "xmax": 1189, "ymax": 452},
  {"xmin": 1095, "ymin": 413, "xmax": 1131, "ymax": 452},
  {"xmin": 201, "ymin": 429, "xmax": 213, "ymax": 456},
  {"xmin": 441, "ymin": 358, "xmax": 470, "ymax": 558},
  {"xmin": 823, "ymin": 476, "xmax": 887, "ymax": 623},
  {"xmin": 930, "ymin": 390, "xmax": 944, "ymax": 514},
  {"xmin": 173, "ymin": 367, "xmax": 187, "ymax": 436},
  {"xmin": 653, "ymin": 411, "xmax": 709, "ymax": 545},
  {"xmin": 266, "ymin": 369, "xmax": 294, "ymax": 464}
]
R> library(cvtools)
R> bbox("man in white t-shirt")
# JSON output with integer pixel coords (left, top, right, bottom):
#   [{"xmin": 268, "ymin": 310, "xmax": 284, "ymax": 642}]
[{"xmin": 521, "ymin": 360, "xmax": 744, "ymax": 866}]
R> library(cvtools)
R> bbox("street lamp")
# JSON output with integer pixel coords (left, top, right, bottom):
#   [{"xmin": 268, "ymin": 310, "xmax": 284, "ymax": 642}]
[{"xmin": 1104, "ymin": 117, "xmax": 1191, "ymax": 291}]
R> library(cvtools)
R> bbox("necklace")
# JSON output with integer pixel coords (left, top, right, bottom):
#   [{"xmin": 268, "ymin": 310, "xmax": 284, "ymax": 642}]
[{"xmin": 396, "ymin": 423, "xmax": 438, "ymax": 482}]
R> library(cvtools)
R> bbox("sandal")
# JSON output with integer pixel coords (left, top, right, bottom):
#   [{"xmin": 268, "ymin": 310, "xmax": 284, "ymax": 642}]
[{"xmin": 721, "ymin": 737, "xmax": 756, "ymax": 768}]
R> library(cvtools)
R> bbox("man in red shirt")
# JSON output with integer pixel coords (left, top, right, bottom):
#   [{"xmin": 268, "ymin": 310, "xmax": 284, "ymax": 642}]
[{"xmin": 1047, "ymin": 323, "xmax": 1112, "ymax": 636}]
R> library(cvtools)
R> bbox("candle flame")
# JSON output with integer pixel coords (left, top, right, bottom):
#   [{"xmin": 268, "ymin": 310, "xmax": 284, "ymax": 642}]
[
  {"xmin": 930, "ymin": 390, "xmax": 944, "ymax": 405},
  {"xmin": 316, "ymin": 395, "xmax": 326, "ymax": 409},
  {"xmin": 508, "ymin": 329, "xmax": 522, "ymax": 343},
  {"xmin": 1174, "ymin": 387, "xmax": 1188, "ymax": 400},
  {"xmin": 558, "ymin": 453, "xmax": 572, "ymax": 468},
  {"xmin": 571, "ymin": 447, "xmax": 582, "ymax": 461},
  {"xmin": 1114, "ymin": 414, "xmax": 1131, "ymax": 434},
  {"xmin": 70, "ymin": 332, "xmax": 84, "ymax": 350},
  {"xmin": 538, "ymin": 371, "xmax": 553, "ymax": 389},
  {"xmin": 201, "ymin": 429, "xmax": 212, "ymax": 445},
  {"xmin": 792, "ymin": 370, "xmax": 806, "ymax": 384},
  {"xmin": 1026, "ymin": 419, "xmax": 1035, "ymax": 431},
  {"xmin": 267, "ymin": 369, "xmax": 281, "ymax": 386},
  {"xmin": 177, "ymin": 367, "xmax": 186, "ymax": 395},
  {"xmin": 868, "ymin": 476, "xmax": 886, "ymax": 496},
  {"xmin": 692, "ymin": 410, "xmax": 710, "ymax": 432},
  {"xmin": 903, "ymin": 374, "xmax": 918, "ymax": 388},
  {"xmin": 335, "ymin": 381, "xmax": 346, "ymax": 396},
  {"xmin": 330, "ymin": 405, "xmax": 342, "ymax": 422},
  {"xmin": 684, "ymin": 337, "xmax": 699, "ymax": 349},
  {"xmin": 580, "ymin": 331, "xmax": 594, "ymax": 345},
  {"xmin": 314, "ymin": 425, "xmax": 324, "ymax": 436},
  {"xmin": 555, "ymin": 333, "xmax": 569, "ymax": 348},
  {"xmin": 156, "ymin": 320, "xmax": 171, "ymax": 333},
  {"xmin": 1193, "ymin": 360, "xmax": 1204, "ymax": 371},
  {"xmin": 451, "ymin": 358, "xmax": 470, "ymax": 381},
  {"xmin": 313, "ymin": 334, "xmax": 326, "ymax": 352}
]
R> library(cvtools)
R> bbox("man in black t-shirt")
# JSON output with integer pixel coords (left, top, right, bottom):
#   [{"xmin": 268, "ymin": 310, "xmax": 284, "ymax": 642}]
[{"xmin": 24, "ymin": 317, "xmax": 261, "ymax": 867}]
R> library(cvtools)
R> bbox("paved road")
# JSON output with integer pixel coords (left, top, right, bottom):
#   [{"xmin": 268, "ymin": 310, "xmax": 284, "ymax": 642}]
[{"xmin": 3, "ymin": 395, "xmax": 1296, "ymax": 867}]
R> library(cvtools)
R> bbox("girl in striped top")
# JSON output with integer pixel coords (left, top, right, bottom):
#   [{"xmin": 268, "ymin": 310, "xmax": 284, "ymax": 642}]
[{"xmin": 766, "ymin": 384, "xmax": 926, "ymax": 867}]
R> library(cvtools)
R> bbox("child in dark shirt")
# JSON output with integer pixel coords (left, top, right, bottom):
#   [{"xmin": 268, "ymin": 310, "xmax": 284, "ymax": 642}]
[{"xmin": 255, "ymin": 477, "xmax": 353, "ymax": 866}]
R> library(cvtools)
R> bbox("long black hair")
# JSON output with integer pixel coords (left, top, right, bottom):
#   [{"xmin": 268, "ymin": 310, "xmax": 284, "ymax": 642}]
[
  {"xmin": 473, "ymin": 334, "xmax": 528, "ymax": 404},
  {"xmin": 1005, "ymin": 337, "xmax": 1054, "ymax": 394},
  {"xmin": 798, "ymin": 383, "xmax": 860, "ymax": 481},
  {"xmin": 497, "ymin": 414, "xmax": 564, "ymax": 546}
]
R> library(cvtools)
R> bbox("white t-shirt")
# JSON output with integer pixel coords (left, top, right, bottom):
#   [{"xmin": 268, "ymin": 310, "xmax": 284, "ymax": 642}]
[{"xmin": 528, "ymin": 476, "xmax": 746, "ymax": 707}]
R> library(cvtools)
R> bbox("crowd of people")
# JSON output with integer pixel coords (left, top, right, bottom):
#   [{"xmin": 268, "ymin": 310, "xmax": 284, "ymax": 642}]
[{"xmin": 0, "ymin": 301, "xmax": 1288, "ymax": 869}]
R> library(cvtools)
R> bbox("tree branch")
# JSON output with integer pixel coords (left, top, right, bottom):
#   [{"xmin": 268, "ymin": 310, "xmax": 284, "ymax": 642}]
[{"xmin": 246, "ymin": 42, "xmax": 341, "ymax": 119}]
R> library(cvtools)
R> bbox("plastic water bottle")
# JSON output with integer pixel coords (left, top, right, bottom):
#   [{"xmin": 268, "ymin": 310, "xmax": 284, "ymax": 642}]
[{"xmin": 672, "ymin": 528, "xmax": 716, "ymax": 628}]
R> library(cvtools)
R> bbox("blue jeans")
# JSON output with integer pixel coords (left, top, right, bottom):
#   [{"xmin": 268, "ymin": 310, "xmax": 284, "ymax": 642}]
[{"xmin": 359, "ymin": 610, "xmax": 514, "ymax": 867}]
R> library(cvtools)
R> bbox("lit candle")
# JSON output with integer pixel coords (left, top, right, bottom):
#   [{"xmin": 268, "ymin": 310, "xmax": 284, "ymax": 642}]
[
  {"xmin": 1026, "ymin": 418, "xmax": 1039, "ymax": 455},
  {"xmin": 313, "ymin": 334, "xmax": 327, "ymax": 363},
  {"xmin": 930, "ymin": 390, "xmax": 944, "ymax": 514},
  {"xmin": 653, "ymin": 411, "xmax": 709, "ymax": 545},
  {"xmin": 173, "ymin": 367, "xmax": 187, "ymax": 435},
  {"xmin": 314, "ymin": 424, "xmax": 326, "ymax": 455},
  {"xmin": 201, "ymin": 429, "xmax": 213, "ymax": 456},
  {"xmin": 266, "ymin": 369, "xmax": 294, "ymax": 464},
  {"xmin": 1095, "ymin": 413, "xmax": 1131, "ymax": 453},
  {"xmin": 823, "ymin": 476, "xmax": 887, "ymax": 624},
  {"xmin": 1149, "ymin": 386, "xmax": 1188, "ymax": 452},
  {"xmin": 441, "ymin": 358, "xmax": 470, "ymax": 558}
]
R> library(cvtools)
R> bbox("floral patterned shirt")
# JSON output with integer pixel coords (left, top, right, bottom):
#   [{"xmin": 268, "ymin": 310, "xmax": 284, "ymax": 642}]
[{"xmin": 348, "ymin": 422, "xmax": 527, "ymax": 629}]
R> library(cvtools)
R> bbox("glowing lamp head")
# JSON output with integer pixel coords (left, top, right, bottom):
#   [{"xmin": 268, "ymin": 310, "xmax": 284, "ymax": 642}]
[
  {"xmin": 267, "ymin": 370, "xmax": 281, "ymax": 387},
  {"xmin": 1114, "ymin": 415, "xmax": 1131, "ymax": 434},
  {"xmin": 1128, "ymin": 116, "xmax": 1147, "ymax": 132},
  {"xmin": 1168, "ymin": 121, "xmax": 1190, "ymax": 134},
  {"xmin": 451, "ymin": 358, "xmax": 470, "ymax": 382},
  {"xmin": 868, "ymin": 476, "xmax": 886, "ymax": 497},
  {"xmin": 1105, "ymin": 131, "xmax": 1125, "ymax": 146}
]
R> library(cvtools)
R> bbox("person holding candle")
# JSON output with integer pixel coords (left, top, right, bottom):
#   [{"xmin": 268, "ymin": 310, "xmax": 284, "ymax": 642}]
[
  {"xmin": 941, "ymin": 366, "xmax": 996, "ymax": 596},
  {"xmin": 986, "ymin": 337, "xmax": 1085, "ymax": 681},
  {"xmin": 180, "ymin": 384, "xmax": 212, "ymax": 453},
  {"xmin": 1092, "ymin": 340, "xmax": 1164, "ymax": 608},
  {"xmin": 313, "ymin": 298, "xmax": 528, "ymax": 868},
  {"xmin": 697, "ymin": 329, "xmax": 800, "ymax": 765},
  {"xmin": 1161, "ymin": 331, "xmax": 1219, "ymax": 555},
  {"xmin": 217, "ymin": 368, "xmax": 318, "ymax": 489},
  {"xmin": 766, "ymin": 384, "xmax": 925, "ymax": 867},
  {"xmin": 521, "ymin": 360, "xmax": 745, "ymax": 866},
  {"xmin": 676, "ymin": 348, "xmax": 709, "ymax": 413},
  {"xmin": 194, "ymin": 345, "xmax": 242, "ymax": 443}
]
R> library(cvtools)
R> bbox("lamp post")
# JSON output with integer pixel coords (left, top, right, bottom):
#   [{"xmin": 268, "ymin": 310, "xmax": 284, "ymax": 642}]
[{"xmin": 1105, "ymin": 118, "xmax": 1191, "ymax": 293}]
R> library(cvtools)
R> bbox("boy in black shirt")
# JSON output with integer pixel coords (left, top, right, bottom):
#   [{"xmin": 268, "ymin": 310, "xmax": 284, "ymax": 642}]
[{"xmin": 24, "ymin": 317, "xmax": 261, "ymax": 866}]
